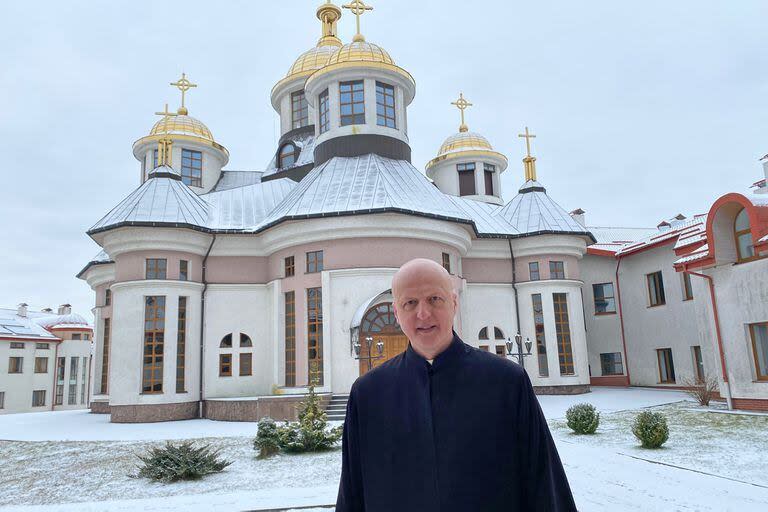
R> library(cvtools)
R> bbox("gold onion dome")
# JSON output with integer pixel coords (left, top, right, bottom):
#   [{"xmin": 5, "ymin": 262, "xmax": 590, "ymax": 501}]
[
  {"xmin": 286, "ymin": 44, "xmax": 341, "ymax": 79},
  {"xmin": 326, "ymin": 40, "xmax": 395, "ymax": 65},
  {"xmin": 437, "ymin": 131, "xmax": 494, "ymax": 157},
  {"xmin": 149, "ymin": 114, "xmax": 214, "ymax": 142}
]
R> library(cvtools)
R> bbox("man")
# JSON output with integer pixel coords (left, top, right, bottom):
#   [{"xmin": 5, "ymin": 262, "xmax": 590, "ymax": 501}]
[{"xmin": 336, "ymin": 258, "xmax": 577, "ymax": 511}]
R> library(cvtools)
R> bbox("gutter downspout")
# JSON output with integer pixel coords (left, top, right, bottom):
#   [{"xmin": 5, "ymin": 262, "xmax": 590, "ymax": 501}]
[
  {"xmin": 615, "ymin": 257, "xmax": 631, "ymax": 385},
  {"xmin": 685, "ymin": 270, "xmax": 732, "ymax": 410},
  {"xmin": 50, "ymin": 339, "xmax": 61, "ymax": 411},
  {"xmin": 508, "ymin": 239, "xmax": 522, "ymax": 340},
  {"xmin": 199, "ymin": 235, "xmax": 216, "ymax": 419}
]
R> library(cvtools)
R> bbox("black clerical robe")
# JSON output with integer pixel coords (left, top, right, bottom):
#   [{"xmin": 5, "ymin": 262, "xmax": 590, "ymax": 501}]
[{"xmin": 336, "ymin": 333, "xmax": 577, "ymax": 511}]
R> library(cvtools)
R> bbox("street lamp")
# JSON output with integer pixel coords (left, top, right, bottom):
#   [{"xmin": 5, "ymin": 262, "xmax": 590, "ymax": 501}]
[
  {"xmin": 353, "ymin": 335, "xmax": 385, "ymax": 371},
  {"xmin": 506, "ymin": 333, "xmax": 533, "ymax": 369}
]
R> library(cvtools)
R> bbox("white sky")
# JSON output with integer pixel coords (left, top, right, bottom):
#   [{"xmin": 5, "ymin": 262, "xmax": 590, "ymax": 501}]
[{"xmin": 1, "ymin": 0, "xmax": 766, "ymax": 321}]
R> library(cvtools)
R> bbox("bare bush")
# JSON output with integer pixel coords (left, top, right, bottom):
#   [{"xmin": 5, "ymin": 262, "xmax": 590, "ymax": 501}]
[{"xmin": 681, "ymin": 373, "xmax": 719, "ymax": 406}]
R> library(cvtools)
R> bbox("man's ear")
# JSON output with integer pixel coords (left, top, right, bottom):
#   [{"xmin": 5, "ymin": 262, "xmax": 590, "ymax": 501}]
[
  {"xmin": 451, "ymin": 290, "xmax": 458, "ymax": 310},
  {"xmin": 392, "ymin": 301, "xmax": 399, "ymax": 323}
]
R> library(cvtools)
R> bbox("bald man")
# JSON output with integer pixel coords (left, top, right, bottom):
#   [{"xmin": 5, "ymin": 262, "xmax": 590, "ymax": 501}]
[{"xmin": 336, "ymin": 258, "xmax": 576, "ymax": 511}]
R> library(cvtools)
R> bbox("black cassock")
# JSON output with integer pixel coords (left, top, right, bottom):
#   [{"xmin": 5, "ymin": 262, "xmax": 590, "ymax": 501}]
[{"xmin": 336, "ymin": 333, "xmax": 577, "ymax": 512}]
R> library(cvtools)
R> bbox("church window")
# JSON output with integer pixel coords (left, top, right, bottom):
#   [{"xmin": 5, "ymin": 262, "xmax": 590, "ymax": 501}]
[
  {"xmin": 105, "ymin": 288, "xmax": 111, "ymax": 306},
  {"xmin": 495, "ymin": 346, "xmax": 505, "ymax": 357},
  {"xmin": 100, "ymin": 318, "xmax": 110, "ymax": 394},
  {"xmin": 457, "ymin": 162, "xmax": 476, "ymax": 196},
  {"xmin": 179, "ymin": 260, "xmax": 188, "ymax": 281},
  {"xmin": 220, "ymin": 334, "xmax": 233, "ymax": 348},
  {"xmin": 181, "ymin": 149, "xmax": 203, "ymax": 187},
  {"xmin": 318, "ymin": 89, "xmax": 330, "ymax": 134},
  {"xmin": 647, "ymin": 271, "xmax": 666, "ymax": 307},
  {"xmin": 735, "ymin": 208, "xmax": 755, "ymax": 262},
  {"xmin": 285, "ymin": 291, "xmax": 296, "ymax": 386},
  {"xmin": 484, "ymin": 163, "xmax": 495, "ymax": 195},
  {"xmin": 55, "ymin": 357, "xmax": 65, "ymax": 404},
  {"xmin": 240, "ymin": 333, "xmax": 252, "ymax": 347},
  {"xmin": 219, "ymin": 354, "xmax": 232, "ymax": 377},
  {"xmin": 34, "ymin": 357, "xmax": 48, "ymax": 373},
  {"xmin": 153, "ymin": 149, "xmax": 158, "ymax": 168},
  {"xmin": 441, "ymin": 252, "xmax": 451, "ymax": 273},
  {"xmin": 750, "ymin": 322, "xmax": 768, "ymax": 381},
  {"xmin": 532, "ymin": 294, "xmax": 549, "ymax": 377},
  {"xmin": 239, "ymin": 353, "xmax": 252, "ymax": 376},
  {"xmin": 68, "ymin": 357, "xmax": 78, "ymax": 405},
  {"xmin": 529, "ymin": 262, "xmax": 540, "ymax": 281},
  {"xmin": 494, "ymin": 327, "xmax": 505, "ymax": 340},
  {"xmin": 291, "ymin": 90, "xmax": 309, "ymax": 129},
  {"xmin": 339, "ymin": 80, "xmax": 365, "ymax": 126},
  {"xmin": 306, "ymin": 250, "xmax": 323, "ymax": 273},
  {"xmin": 142, "ymin": 296, "xmax": 165, "ymax": 393},
  {"xmin": 376, "ymin": 81, "xmax": 396, "ymax": 128},
  {"xmin": 592, "ymin": 283, "xmax": 616, "ymax": 314},
  {"xmin": 478, "ymin": 327, "xmax": 488, "ymax": 340},
  {"xmin": 600, "ymin": 352, "xmax": 623, "ymax": 376},
  {"xmin": 8, "ymin": 357, "xmax": 23, "ymax": 373},
  {"xmin": 479, "ymin": 345, "xmax": 489, "ymax": 352},
  {"xmin": 307, "ymin": 287, "xmax": 323, "ymax": 385},
  {"xmin": 682, "ymin": 272, "xmax": 693, "ymax": 301},
  {"xmin": 553, "ymin": 293, "xmax": 574, "ymax": 375},
  {"xmin": 32, "ymin": 390, "xmax": 46, "ymax": 407},
  {"xmin": 279, "ymin": 143, "xmax": 298, "ymax": 168},
  {"xmin": 549, "ymin": 261, "xmax": 565, "ymax": 279},
  {"xmin": 146, "ymin": 258, "xmax": 167, "ymax": 280},
  {"xmin": 176, "ymin": 297, "xmax": 187, "ymax": 393},
  {"xmin": 285, "ymin": 256, "xmax": 295, "ymax": 277},
  {"xmin": 656, "ymin": 348, "xmax": 675, "ymax": 383}
]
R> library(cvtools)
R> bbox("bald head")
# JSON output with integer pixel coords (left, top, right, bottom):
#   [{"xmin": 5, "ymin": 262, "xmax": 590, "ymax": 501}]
[{"xmin": 392, "ymin": 258, "xmax": 454, "ymax": 300}]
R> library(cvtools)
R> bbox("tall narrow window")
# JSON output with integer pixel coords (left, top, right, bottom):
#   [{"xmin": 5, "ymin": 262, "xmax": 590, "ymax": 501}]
[
  {"xmin": 553, "ymin": 293, "xmax": 574, "ymax": 375},
  {"xmin": 100, "ymin": 318, "xmax": 110, "ymax": 394},
  {"xmin": 307, "ymin": 287, "xmax": 323, "ymax": 385},
  {"xmin": 285, "ymin": 291, "xmax": 296, "ymax": 387},
  {"xmin": 8, "ymin": 357, "xmax": 23, "ymax": 373},
  {"xmin": 146, "ymin": 258, "xmax": 167, "ymax": 279},
  {"xmin": 647, "ymin": 271, "xmax": 666, "ymax": 306},
  {"xmin": 749, "ymin": 322, "xmax": 768, "ymax": 381},
  {"xmin": 284, "ymin": 256, "xmax": 295, "ymax": 277},
  {"xmin": 68, "ymin": 357, "xmax": 78, "ymax": 405},
  {"xmin": 318, "ymin": 89, "xmax": 330, "ymax": 134},
  {"xmin": 457, "ymin": 163, "xmax": 476, "ymax": 196},
  {"xmin": 291, "ymin": 90, "xmax": 309, "ymax": 129},
  {"xmin": 531, "ymin": 294, "xmax": 549, "ymax": 377},
  {"xmin": 219, "ymin": 354, "xmax": 232, "ymax": 377},
  {"xmin": 179, "ymin": 260, "xmax": 188, "ymax": 281},
  {"xmin": 375, "ymin": 81, "xmax": 396, "ymax": 128},
  {"xmin": 657, "ymin": 348, "xmax": 675, "ymax": 383},
  {"xmin": 441, "ymin": 252, "xmax": 451, "ymax": 273},
  {"xmin": 692, "ymin": 345, "xmax": 704, "ymax": 383},
  {"xmin": 152, "ymin": 149, "xmax": 158, "ymax": 168},
  {"xmin": 142, "ymin": 296, "xmax": 165, "ymax": 393},
  {"xmin": 339, "ymin": 80, "xmax": 365, "ymax": 126},
  {"xmin": 484, "ymin": 163, "xmax": 495, "ymax": 195},
  {"xmin": 600, "ymin": 352, "xmax": 623, "ymax": 375},
  {"xmin": 80, "ymin": 356, "xmax": 87, "ymax": 404},
  {"xmin": 55, "ymin": 357, "xmax": 65, "ymax": 405},
  {"xmin": 34, "ymin": 357, "xmax": 48, "ymax": 373},
  {"xmin": 306, "ymin": 250, "xmax": 324, "ymax": 273},
  {"xmin": 592, "ymin": 283, "xmax": 616, "ymax": 314},
  {"xmin": 181, "ymin": 149, "xmax": 203, "ymax": 187},
  {"xmin": 735, "ymin": 208, "xmax": 755, "ymax": 262},
  {"xmin": 279, "ymin": 143, "xmax": 298, "ymax": 168},
  {"xmin": 0, "ymin": 392, "xmax": 4, "ymax": 409},
  {"xmin": 529, "ymin": 262, "xmax": 540, "ymax": 281},
  {"xmin": 239, "ymin": 353, "xmax": 253, "ymax": 376},
  {"xmin": 105, "ymin": 288, "xmax": 111, "ymax": 306},
  {"xmin": 176, "ymin": 297, "xmax": 187, "ymax": 393},
  {"xmin": 32, "ymin": 390, "xmax": 46, "ymax": 407},
  {"xmin": 682, "ymin": 272, "xmax": 693, "ymax": 301},
  {"xmin": 549, "ymin": 261, "xmax": 565, "ymax": 279}
]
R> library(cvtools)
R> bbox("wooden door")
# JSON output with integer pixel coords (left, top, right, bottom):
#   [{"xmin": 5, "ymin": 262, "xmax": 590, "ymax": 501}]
[{"xmin": 358, "ymin": 302, "xmax": 408, "ymax": 376}]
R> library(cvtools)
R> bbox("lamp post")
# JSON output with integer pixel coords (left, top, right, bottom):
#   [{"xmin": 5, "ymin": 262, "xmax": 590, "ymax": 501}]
[
  {"xmin": 353, "ymin": 336, "xmax": 385, "ymax": 372},
  {"xmin": 506, "ymin": 333, "xmax": 533, "ymax": 370}
]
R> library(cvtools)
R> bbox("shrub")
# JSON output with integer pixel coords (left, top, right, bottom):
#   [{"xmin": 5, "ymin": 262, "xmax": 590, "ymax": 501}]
[
  {"xmin": 253, "ymin": 417, "xmax": 281, "ymax": 459},
  {"xmin": 565, "ymin": 403, "xmax": 600, "ymax": 434},
  {"xmin": 681, "ymin": 374, "xmax": 719, "ymax": 406},
  {"xmin": 134, "ymin": 441, "xmax": 232, "ymax": 482},
  {"xmin": 632, "ymin": 411, "xmax": 669, "ymax": 449}
]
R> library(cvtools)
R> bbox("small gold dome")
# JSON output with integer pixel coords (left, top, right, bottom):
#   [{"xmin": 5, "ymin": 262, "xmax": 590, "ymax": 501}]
[
  {"xmin": 286, "ymin": 44, "xmax": 340, "ymax": 80},
  {"xmin": 150, "ymin": 114, "xmax": 214, "ymax": 142},
  {"xmin": 327, "ymin": 40, "xmax": 395, "ymax": 66},
  {"xmin": 437, "ymin": 131, "xmax": 493, "ymax": 157}
]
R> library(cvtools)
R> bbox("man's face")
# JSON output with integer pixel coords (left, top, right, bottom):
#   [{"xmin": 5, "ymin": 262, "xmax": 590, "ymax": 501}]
[{"xmin": 393, "ymin": 267, "xmax": 458, "ymax": 360}]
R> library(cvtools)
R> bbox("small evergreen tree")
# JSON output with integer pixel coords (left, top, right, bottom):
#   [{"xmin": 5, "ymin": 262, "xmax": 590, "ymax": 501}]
[
  {"xmin": 253, "ymin": 417, "xmax": 281, "ymax": 459},
  {"xmin": 134, "ymin": 441, "xmax": 232, "ymax": 482},
  {"xmin": 277, "ymin": 385, "xmax": 342, "ymax": 453},
  {"xmin": 632, "ymin": 411, "xmax": 669, "ymax": 449},
  {"xmin": 565, "ymin": 403, "xmax": 600, "ymax": 434}
]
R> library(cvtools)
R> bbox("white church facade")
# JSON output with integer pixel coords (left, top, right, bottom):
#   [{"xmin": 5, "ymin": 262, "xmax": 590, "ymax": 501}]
[{"xmin": 77, "ymin": 1, "xmax": 768, "ymax": 422}]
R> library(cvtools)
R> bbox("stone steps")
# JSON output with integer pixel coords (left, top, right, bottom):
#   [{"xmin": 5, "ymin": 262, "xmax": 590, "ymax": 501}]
[{"xmin": 326, "ymin": 394, "xmax": 349, "ymax": 421}]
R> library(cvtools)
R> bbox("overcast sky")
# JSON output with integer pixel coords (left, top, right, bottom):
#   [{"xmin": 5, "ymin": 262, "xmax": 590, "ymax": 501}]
[{"xmin": 1, "ymin": 0, "xmax": 766, "ymax": 322}]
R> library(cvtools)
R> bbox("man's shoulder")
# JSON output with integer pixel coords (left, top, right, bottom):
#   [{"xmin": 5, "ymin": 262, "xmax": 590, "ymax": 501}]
[{"xmin": 350, "ymin": 351, "xmax": 406, "ymax": 395}]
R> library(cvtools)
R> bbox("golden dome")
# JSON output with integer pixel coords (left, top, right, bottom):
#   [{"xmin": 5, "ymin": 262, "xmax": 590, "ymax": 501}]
[
  {"xmin": 286, "ymin": 44, "xmax": 340, "ymax": 80},
  {"xmin": 149, "ymin": 114, "xmax": 214, "ymax": 142},
  {"xmin": 327, "ymin": 40, "xmax": 395, "ymax": 66},
  {"xmin": 437, "ymin": 131, "xmax": 493, "ymax": 157}
]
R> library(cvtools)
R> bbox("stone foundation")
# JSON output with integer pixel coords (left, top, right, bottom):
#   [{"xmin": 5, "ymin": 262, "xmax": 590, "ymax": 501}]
[
  {"xmin": 90, "ymin": 400, "xmax": 110, "ymax": 414},
  {"xmin": 533, "ymin": 384, "xmax": 591, "ymax": 395},
  {"xmin": 205, "ymin": 393, "xmax": 332, "ymax": 422},
  {"xmin": 110, "ymin": 401, "xmax": 198, "ymax": 423}
]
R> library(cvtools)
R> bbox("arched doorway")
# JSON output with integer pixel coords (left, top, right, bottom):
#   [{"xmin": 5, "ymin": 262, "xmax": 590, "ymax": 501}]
[{"xmin": 359, "ymin": 302, "xmax": 408, "ymax": 376}]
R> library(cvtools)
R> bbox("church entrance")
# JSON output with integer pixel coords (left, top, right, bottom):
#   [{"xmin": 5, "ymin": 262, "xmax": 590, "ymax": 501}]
[{"xmin": 359, "ymin": 302, "xmax": 408, "ymax": 376}]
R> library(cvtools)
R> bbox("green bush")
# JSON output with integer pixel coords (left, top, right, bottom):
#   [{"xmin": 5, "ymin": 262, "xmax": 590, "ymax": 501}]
[
  {"xmin": 134, "ymin": 441, "xmax": 232, "ymax": 482},
  {"xmin": 253, "ymin": 417, "xmax": 281, "ymax": 459},
  {"xmin": 632, "ymin": 411, "xmax": 669, "ymax": 448},
  {"xmin": 565, "ymin": 403, "xmax": 600, "ymax": 434}
]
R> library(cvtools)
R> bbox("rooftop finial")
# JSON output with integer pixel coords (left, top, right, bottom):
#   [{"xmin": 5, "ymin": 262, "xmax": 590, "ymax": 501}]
[
  {"xmin": 317, "ymin": 1, "xmax": 343, "ymax": 47},
  {"xmin": 518, "ymin": 126, "xmax": 538, "ymax": 181},
  {"xmin": 343, "ymin": 0, "xmax": 373, "ymax": 43},
  {"xmin": 170, "ymin": 72, "xmax": 197, "ymax": 115},
  {"xmin": 451, "ymin": 92, "xmax": 472, "ymax": 133},
  {"xmin": 154, "ymin": 103, "xmax": 178, "ymax": 167}
]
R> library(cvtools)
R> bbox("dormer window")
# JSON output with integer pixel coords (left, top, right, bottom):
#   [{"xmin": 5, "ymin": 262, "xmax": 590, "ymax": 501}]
[
  {"xmin": 340, "ymin": 80, "xmax": 365, "ymax": 126},
  {"xmin": 279, "ymin": 143, "xmax": 298, "ymax": 168},
  {"xmin": 735, "ymin": 208, "xmax": 755, "ymax": 262},
  {"xmin": 376, "ymin": 81, "xmax": 396, "ymax": 128},
  {"xmin": 291, "ymin": 90, "xmax": 309, "ymax": 129}
]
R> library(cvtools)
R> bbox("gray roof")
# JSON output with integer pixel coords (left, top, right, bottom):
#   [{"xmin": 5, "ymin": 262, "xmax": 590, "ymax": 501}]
[
  {"xmin": 76, "ymin": 250, "xmax": 114, "ymax": 278},
  {"xmin": 205, "ymin": 178, "xmax": 297, "ymax": 230},
  {"xmin": 263, "ymin": 131, "xmax": 315, "ymax": 177},
  {"xmin": 212, "ymin": 170, "xmax": 263, "ymax": 192},
  {"xmin": 0, "ymin": 308, "xmax": 60, "ymax": 340}
]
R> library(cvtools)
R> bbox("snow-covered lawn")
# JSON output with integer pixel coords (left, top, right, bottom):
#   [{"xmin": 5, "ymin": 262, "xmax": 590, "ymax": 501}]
[{"xmin": 1, "ymin": 387, "xmax": 767, "ymax": 511}]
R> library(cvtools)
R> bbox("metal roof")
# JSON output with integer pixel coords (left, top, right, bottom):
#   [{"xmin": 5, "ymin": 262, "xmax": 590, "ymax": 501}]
[
  {"xmin": 212, "ymin": 170, "xmax": 264, "ymax": 192},
  {"xmin": 263, "ymin": 131, "xmax": 316, "ymax": 177},
  {"xmin": 0, "ymin": 308, "xmax": 60, "ymax": 340},
  {"xmin": 205, "ymin": 178, "xmax": 297, "ymax": 230}
]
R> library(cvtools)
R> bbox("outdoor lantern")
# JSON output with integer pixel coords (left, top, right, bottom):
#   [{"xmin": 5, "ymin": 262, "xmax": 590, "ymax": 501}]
[
  {"xmin": 353, "ymin": 341, "xmax": 361, "ymax": 356},
  {"xmin": 525, "ymin": 337, "xmax": 533, "ymax": 354},
  {"xmin": 376, "ymin": 339, "xmax": 384, "ymax": 355},
  {"xmin": 506, "ymin": 337, "xmax": 514, "ymax": 356}
]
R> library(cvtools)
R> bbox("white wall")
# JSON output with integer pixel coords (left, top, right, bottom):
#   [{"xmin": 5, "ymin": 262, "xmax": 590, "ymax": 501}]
[{"xmin": 460, "ymin": 283, "xmax": 517, "ymax": 352}]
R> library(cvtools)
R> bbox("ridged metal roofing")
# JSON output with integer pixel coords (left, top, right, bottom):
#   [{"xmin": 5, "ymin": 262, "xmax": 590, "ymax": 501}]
[
  {"xmin": 212, "ymin": 171, "xmax": 264, "ymax": 192},
  {"xmin": 205, "ymin": 178, "xmax": 297, "ymax": 230},
  {"xmin": 496, "ymin": 180, "xmax": 590, "ymax": 236},
  {"xmin": 263, "ymin": 131, "xmax": 315, "ymax": 176},
  {"xmin": 0, "ymin": 308, "xmax": 60, "ymax": 340}
]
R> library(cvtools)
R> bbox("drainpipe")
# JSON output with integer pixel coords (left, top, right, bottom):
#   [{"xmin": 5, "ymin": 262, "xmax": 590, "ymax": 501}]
[
  {"xmin": 685, "ymin": 270, "xmax": 733, "ymax": 410},
  {"xmin": 507, "ymin": 239, "xmax": 522, "ymax": 339},
  {"xmin": 50, "ymin": 339, "xmax": 61, "ymax": 411},
  {"xmin": 199, "ymin": 235, "xmax": 216, "ymax": 419},
  {"xmin": 615, "ymin": 257, "xmax": 631, "ymax": 385}
]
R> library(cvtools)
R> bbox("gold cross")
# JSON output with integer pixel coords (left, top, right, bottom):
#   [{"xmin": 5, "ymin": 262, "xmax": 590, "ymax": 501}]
[
  {"xmin": 170, "ymin": 72, "xmax": 197, "ymax": 115},
  {"xmin": 154, "ymin": 103, "xmax": 177, "ymax": 167},
  {"xmin": 518, "ymin": 126, "xmax": 536, "ymax": 157},
  {"xmin": 342, "ymin": 0, "xmax": 373, "ymax": 41},
  {"xmin": 451, "ymin": 93, "xmax": 472, "ymax": 132}
]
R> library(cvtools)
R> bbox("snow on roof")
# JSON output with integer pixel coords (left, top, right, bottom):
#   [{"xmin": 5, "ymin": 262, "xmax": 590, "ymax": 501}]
[
  {"xmin": 205, "ymin": 178, "xmax": 297, "ymax": 230},
  {"xmin": 212, "ymin": 170, "xmax": 264, "ymax": 192},
  {"xmin": 263, "ymin": 131, "xmax": 315, "ymax": 177},
  {"xmin": 0, "ymin": 308, "xmax": 61, "ymax": 340},
  {"xmin": 674, "ymin": 244, "xmax": 710, "ymax": 265},
  {"xmin": 617, "ymin": 215, "xmax": 706, "ymax": 256},
  {"xmin": 32, "ymin": 312, "xmax": 91, "ymax": 329},
  {"xmin": 587, "ymin": 227, "xmax": 656, "ymax": 244},
  {"xmin": 76, "ymin": 249, "xmax": 114, "ymax": 279}
]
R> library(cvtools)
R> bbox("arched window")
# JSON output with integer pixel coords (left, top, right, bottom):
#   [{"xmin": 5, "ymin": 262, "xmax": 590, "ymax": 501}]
[
  {"xmin": 279, "ymin": 143, "xmax": 298, "ymax": 169},
  {"xmin": 240, "ymin": 333, "xmax": 252, "ymax": 347},
  {"xmin": 361, "ymin": 303, "xmax": 400, "ymax": 334},
  {"xmin": 735, "ymin": 208, "xmax": 755, "ymax": 262},
  {"xmin": 220, "ymin": 333, "xmax": 232, "ymax": 348},
  {"xmin": 494, "ymin": 327, "xmax": 505, "ymax": 340},
  {"xmin": 478, "ymin": 327, "xmax": 488, "ymax": 340}
]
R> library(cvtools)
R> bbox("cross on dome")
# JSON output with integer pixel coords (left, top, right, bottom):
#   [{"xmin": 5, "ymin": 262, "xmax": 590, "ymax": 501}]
[
  {"xmin": 451, "ymin": 92, "xmax": 473, "ymax": 133},
  {"xmin": 518, "ymin": 126, "xmax": 536, "ymax": 158},
  {"xmin": 518, "ymin": 126, "xmax": 538, "ymax": 182},
  {"xmin": 154, "ymin": 103, "xmax": 177, "ymax": 167},
  {"xmin": 170, "ymin": 72, "xmax": 197, "ymax": 115},
  {"xmin": 342, "ymin": 0, "xmax": 373, "ymax": 42}
]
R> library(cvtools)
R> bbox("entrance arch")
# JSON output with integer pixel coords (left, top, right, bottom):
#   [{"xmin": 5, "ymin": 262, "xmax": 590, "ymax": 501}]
[{"xmin": 359, "ymin": 302, "xmax": 409, "ymax": 375}]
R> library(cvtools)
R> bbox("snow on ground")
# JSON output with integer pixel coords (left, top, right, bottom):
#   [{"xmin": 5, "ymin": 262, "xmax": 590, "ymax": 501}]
[{"xmin": 1, "ymin": 387, "xmax": 767, "ymax": 511}]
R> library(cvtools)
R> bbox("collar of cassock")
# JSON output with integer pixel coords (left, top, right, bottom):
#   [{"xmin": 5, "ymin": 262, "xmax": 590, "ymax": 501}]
[{"xmin": 405, "ymin": 331, "xmax": 469, "ymax": 373}]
